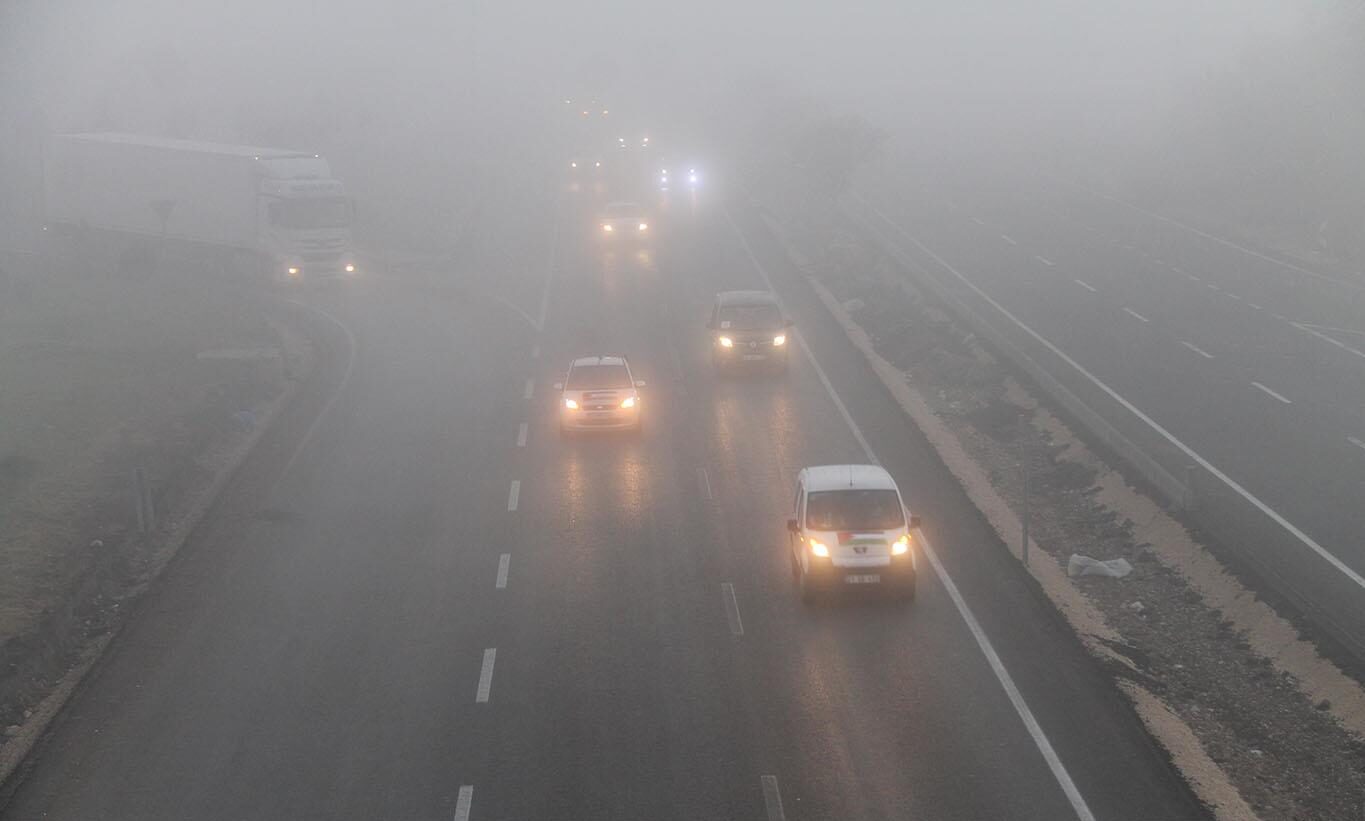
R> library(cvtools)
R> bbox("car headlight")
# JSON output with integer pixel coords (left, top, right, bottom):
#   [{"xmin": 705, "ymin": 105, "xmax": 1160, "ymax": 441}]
[
  {"xmin": 620, "ymin": 396, "xmax": 636, "ymax": 409},
  {"xmin": 563, "ymin": 398, "xmax": 579, "ymax": 410},
  {"xmin": 808, "ymin": 538, "xmax": 830, "ymax": 558},
  {"xmin": 571, "ymin": 161, "xmax": 578, "ymax": 168},
  {"xmin": 287, "ymin": 266, "xmax": 300, "ymax": 276},
  {"xmin": 718, "ymin": 336, "xmax": 734, "ymax": 348},
  {"xmin": 638, "ymin": 222, "xmax": 648, "ymax": 231},
  {"xmin": 344, "ymin": 263, "xmax": 356, "ymax": 273},
  {"xmin": 603, "ymin": 223, "xmax": 614, "ymax": 232},
  {"xmin": 772, "ymin": 334, "xmax": 786, "ymax": 346},
  {"xmin": 892, "ymin": 534, "xmax": 911, "ymax": 555}
]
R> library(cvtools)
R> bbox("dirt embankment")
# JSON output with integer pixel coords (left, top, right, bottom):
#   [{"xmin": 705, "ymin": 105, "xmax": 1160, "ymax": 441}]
[
  {"xmin": 754, "ymin": 197, "xmax": 1365, "ymax": 820},
  {"xmin": 0, "ymin": 252, "xmax": 310, "ymax": 762}
]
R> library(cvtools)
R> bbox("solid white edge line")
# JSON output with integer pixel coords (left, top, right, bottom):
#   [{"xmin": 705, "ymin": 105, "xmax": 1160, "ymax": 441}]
[
  {"xmin": 1122, "ymin": 307, "xmax": 1150, "ymax": 323},
  {"xmin": 496, "ymin": 554, "xmax": 510, "ymax": 589},
  {"xmin": 1292, "ymin": 322, "xmax": 1365, "ymax": 362},
  {"xmin": 523, "ymin": 378, "xmax": 534, "ymax": 399},
  {"xmin": 476, "ymin": 648, "xmax": 497, "ymax": 703},
  {"xmin": 726, "ymin": 203, "xmax": 1096, "ymax": 821},
  {"xmin": 507, "ymin": 480, "xmax": 520, "ymax": 511},
  {"xmin": 721, "ymin": 582, "xmax": 744, "ymax": 636},
  {"xmin": 723, "ymin": 207, "xmax": 877, "ymax": 463},
  {"xmin": 1179, "ymin": 341, "xmax": 1214, "ymax": 359},
  {"xmin": 855, "ymin": 195, "xmax": 1365, "ymax": 594},
  {"xmin": 516, "ymin": 422, "xmax": 528, "ymax": 447},
  {"xmin": 971, "ymin": 216, "xmax": 985, "ymax": 226},
  {"xmin": 697, "ymin": 466, "xmax": 713, "ymax": 501},
  {"xmin": 453, "ymin": 785, "xmax": 473, "ymax": 821},
  {"xmin": 1073, "ymin": 279, "xmax": 1097, "ymax": 293},
  {"xmin": 1348, "ymin": 436, "xmax": 1365, "ymax": 452},
  {"xmin": 1251, "ymin": 381, "xmax": 1293, "ymax": 404},
  {"xmin": 761, "ymin": 775, "xmax": 786, "ymax": 821}
]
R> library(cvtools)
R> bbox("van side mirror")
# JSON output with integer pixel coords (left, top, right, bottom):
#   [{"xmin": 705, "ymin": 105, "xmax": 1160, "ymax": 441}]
[
  {"xmin": 786, "ymin": 518, "xmax": 799, "ymax": 533},
  {"xmin": 908, "ymin": 514, "xmax": 922, "ymax": 529}
]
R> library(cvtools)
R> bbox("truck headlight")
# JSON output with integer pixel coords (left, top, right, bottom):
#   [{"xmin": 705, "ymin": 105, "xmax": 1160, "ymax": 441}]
[
  {"xmin": 808, "ymin": 538, "xmax": 830, "ymax": 558},
  {"xmin": 287, "ymin": 266, "xmax": 300, "ymax": 276},
  {"xmin": 638, "ymin": 222, "xmax": 648, "ymax": 231},
  {"xmin": 772, "ymin": 334, "xmax": 786, "ymax": 346},
  {"xmin": 603, "ymin": 223, "xmax": 614, "ymax": 232},
  {"xmin": 620, "ymin": 396, "xmax": 636, "ymax": 409},
  {"xmin": 892, "ymin": 534, "xmax": 911, "ymax": 555},
  {"xmin": 344, "ymin": 263, "xmax": 356, "ymax": 273},
  {"xmin": 718, "ymin": 336, "xmax": 734, "ymax": 348},
  {"xmin": 564, "ymin": 398, "xmax": 579, "ymax": 410}
]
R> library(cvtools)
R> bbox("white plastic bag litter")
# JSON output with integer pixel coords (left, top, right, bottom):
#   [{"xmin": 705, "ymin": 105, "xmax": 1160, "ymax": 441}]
[{"xmin": 1067, "ymin": 554, "xmax": 1133, "ymax": 579}]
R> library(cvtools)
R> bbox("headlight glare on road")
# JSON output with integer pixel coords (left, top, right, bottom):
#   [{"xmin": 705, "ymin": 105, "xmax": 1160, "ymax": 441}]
[
  {"xmin": 809, "ymin": 538, "xmax": 830, "ymax": 558},
  {"xmin": 564, "ymin": 398, "xmax": 579, "ymax": 410},
  {"xmin": 620, "ymin": 396, "xmax": 636, "ymax": 409},
  {"xmin": 718, "ymin": 336, "xmax": 734, "ymax": 348},
  {"xmin": 892, "ymin": 534, "xmax": 911, "ymax": 555},
  {"xmin": 772, "ymin": 334, "xmax": 786, "ymax": 346}
]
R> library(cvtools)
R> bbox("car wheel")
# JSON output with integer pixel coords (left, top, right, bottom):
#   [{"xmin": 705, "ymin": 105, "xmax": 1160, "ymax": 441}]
[{"xmin": 798, "ymin": 566, "xmax": 819, "ymax": 605}]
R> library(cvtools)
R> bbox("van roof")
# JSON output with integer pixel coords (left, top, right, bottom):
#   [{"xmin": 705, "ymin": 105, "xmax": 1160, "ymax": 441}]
[
  {"xmin": 570, "ymin": 356, "xmax": 627, "ymax": 368},
  {"xmin": 801, "ymin": 464, "xmax": 898, "ymax": 493}
]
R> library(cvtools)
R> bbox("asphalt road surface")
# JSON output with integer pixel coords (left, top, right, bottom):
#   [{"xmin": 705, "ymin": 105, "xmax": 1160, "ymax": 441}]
[
  {"xmin": 0, "ymin": 171, "xmax": 1205, "ymax": 819},
  {"xmin": 856, "ymin": 168, "xmax": 1365, "ymax": 635}
]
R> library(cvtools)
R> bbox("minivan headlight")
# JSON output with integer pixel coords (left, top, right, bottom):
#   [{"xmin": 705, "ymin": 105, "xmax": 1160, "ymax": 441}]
[{"xmin": 892, "ymin": 534, "xmax": 910, "ymax": 555}]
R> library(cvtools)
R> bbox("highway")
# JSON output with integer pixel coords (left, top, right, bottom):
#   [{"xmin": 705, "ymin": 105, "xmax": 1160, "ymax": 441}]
[
  {"xmin": 0, "ymin": 165, "xmax": 1204, "ymax": 819},
  {"xmin": 856, "ymin": 165, "xmax": 1365, "ymax": 628}
]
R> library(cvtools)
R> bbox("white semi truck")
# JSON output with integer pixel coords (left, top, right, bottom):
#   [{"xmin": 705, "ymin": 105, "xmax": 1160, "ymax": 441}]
[{"xmin": 43, "ymin": 133, "xmax": 358, "ymax": 283}]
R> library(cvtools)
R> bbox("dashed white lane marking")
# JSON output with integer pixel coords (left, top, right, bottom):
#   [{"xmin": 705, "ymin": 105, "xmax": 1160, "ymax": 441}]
[
  {"xmin": 1172, "ymin": 266, "xmax": 1184, "ymax": 273},
  {"xmin": 971, "ymin": 216, "xmax": 985, "ymax": 226},
  {"xmin": 1292, "ymin": 322, "xmax": 1365, "ymax": 362},
  {"xmin": 1121, "ymin": 243, "xmax": 1135, "ymax": 251},
  {"xmin": 531, "ymin": 344, "xmax": 540, "ymax": 359},
  {"xmin": 761, "ymin": 775, "xmax": 786, "ymax": 821},
  {"xmin": 1122, "ymin": 307, "xmax": 1150, "ymax": 323},
  {"xmin": 1226, "ymin": 293, "xmax": 1243, "ymax": 301},
  {"xmin": 496, "ymin": 554, "xmax": 510, "ymax": 589},
  {"xmin": 1252, "ymin": 381, "xmax": 1293, "ymax": 404},
  {"xmin": 1034, "ymin": 255, "xmax": 1055, "ymax": 267},
  {"xmin": 507, "ymin": 480, "xmax": 520, "ymax": 511},
  {"xmin": 1001, "ymin": 234, "xmax": 1017, "ymax": 245},
  {"xmin": 516, "ymin": 423, "xmax": 528, "ymax": 448},
  {"xmin": 697, "ymin": 466, "xmax": 713, "ymax": 501},
  {"xmin": 1186, "ymin": 273, "xmax": 1202, "ymax": 282},
  {"xmin": 1348, "ymin": 436, "xmax": 1365, "ymax": 452},
  {"xmin": 1073, "ymin": 279, "xmax": 1097, "ymax": 293},
  {"xmin": 1179, "ymin": 341, "xmax": 1214, "ymax": 359},
  {"xmin": 523, "ymin": 378, "xmax": 534, "ymax": 399},
  {"xmin": 1153, "ymin": 259, "xmax": 1164, "ymax": 265},
  {"xmin": 728, "ymin": 205, "xmax": 1097, "ymax": 821},
  {"xmin": 1249, "ymin": 303, "xmax": 1264, "ymax": 311},
  {"xmin": 853, "ymin": 194, "xmax": 1365, "ymax": 596},
  {"xmin": 453, "ymin": 785, "xmax": 474, "ymax": 821},
  {"xmin": 476, "ymin": 648, "xmax": 497, "ymax": 703},
  {"xmin": 1206, "ymin": 283, "xmax": 1220, "ymax": 292},
  {"xmin": 721, "ymin": 583, "xmax": 745, "ymax": 636}
]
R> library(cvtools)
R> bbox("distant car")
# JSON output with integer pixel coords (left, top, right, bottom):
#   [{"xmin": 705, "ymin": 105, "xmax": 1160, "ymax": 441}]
[
  {"xmin": 707, "ymin": 290, "xmax": 792, "ymax": 371},
  {"xmin": 555, "ymin": 356, "xmax": 645, "ymax": 434},
  {"xmin": 569, "ymin": 157, "xmax": 603, "ymax": 172},
  {"xmin": 658, "ymin": 163, "xmax": 701, "ymax": 191},
  {"xmin": 599, "ymin": 201, "xmax": 649, "ymax": 238},
  {"xmin": 788, "ymin": 465, "xmax": 919, "ymax": 603}
]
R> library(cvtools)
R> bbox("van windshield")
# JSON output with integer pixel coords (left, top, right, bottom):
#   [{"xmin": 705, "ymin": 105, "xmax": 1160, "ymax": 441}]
[
  {"xmin": 566, "ymin": 364, "xmax": 631, "ymax": 390},
  {"xmin": 718, "ymin": 303, "xmax": 782, "ymax": 330},
  {"xmin": 805, "ymin": 490, "xmax": 904, "ymax": 531}
]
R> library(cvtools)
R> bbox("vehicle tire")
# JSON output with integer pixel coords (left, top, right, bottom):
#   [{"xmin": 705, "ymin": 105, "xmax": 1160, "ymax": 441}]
[{"xmin": 798, "ymin": 566, "xmax": 819, "ymax": 605}]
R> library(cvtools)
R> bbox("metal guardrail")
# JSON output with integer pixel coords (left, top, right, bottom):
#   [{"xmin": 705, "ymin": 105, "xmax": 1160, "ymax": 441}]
[{"xmin": 840, "ymin": 193, "xmax": 1365, "ymax": 660}]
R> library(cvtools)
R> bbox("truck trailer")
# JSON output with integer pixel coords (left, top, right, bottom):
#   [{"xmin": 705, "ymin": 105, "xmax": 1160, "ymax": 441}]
[{"xmin": 44, "ymin": 133, "xmax": 357, "ymax": 283}]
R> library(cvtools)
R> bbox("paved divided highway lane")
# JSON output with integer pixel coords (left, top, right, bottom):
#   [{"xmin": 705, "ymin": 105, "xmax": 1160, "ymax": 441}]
[
  {"xmin": 0, "ymin": 173, "xmax": 1203, "ymax": 818},
  {"xmin": 857, "ymin": 174, "xmax": 1365, "ymax": 594}
]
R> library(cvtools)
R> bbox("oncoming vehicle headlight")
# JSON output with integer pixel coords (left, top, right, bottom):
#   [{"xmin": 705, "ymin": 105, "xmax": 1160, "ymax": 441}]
[
  {"xmin": 344, "ymin": 263, "xmax": 356, "ymax": 273},
  {"xmin": 892, "ymin": 534, "xmax": 911, "ymax": 555},
  {"xmin": 287, "ymin": 266, "xmax": 301, "ymax": 277},
  {"xmin": 620, "ymin": 396, "xmax": 637, "ymax": 409},
  {"xmin": 718, "ymin": 336, "xmax": 734, "ymax": 348},
  {"xmin": 638, "ymin": 222, "xmax": 648, "ymax": 231},
  {"xmin": 772, "ymin": 334, "xmax": 786, "ymax": 346},
  {"xmin": 563, "ymin": 398, "xmax": 579, "ymax": 410},
  {"xmin": 808, "ymin": 538, "xmax": 830, "ymax": 558},
  {"xmin": 603, "ymin": 223, "xmax": 614, "ymax": 232}
]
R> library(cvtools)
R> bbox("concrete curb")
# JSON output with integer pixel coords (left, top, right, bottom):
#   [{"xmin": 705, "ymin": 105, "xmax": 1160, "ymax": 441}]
[
  {"xmin": 758, "ymin": 210, "xmax": 1258, "ymax": 820},
  {"xmin": 0, "ymin": 302, "xmax": 322, "ymax": 791}
]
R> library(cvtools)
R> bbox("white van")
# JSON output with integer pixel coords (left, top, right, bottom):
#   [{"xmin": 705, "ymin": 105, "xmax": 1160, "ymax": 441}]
[{"xmin": 787, "ymin": 465, "xmax": 919, "ymax": 603}]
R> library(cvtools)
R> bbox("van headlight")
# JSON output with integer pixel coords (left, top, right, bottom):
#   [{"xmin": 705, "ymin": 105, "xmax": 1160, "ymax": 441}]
[
  {"xmin": 808, "ymin": 538, "xmax": 830, "ymax": 558},
  {"xmin": 772, "ymin": 334, "xmax": 786, "ymax": 346},
  {"xmin": 620, "ymin": 396, "xmax": 636, "ymax": 409},
  {"xmin": 892, "ymin": 534, "xmax": 911, "ymax": 555},
  {"xmin": 718, "ymin": 336, "xmax": 734, "ymax": 348},
  {"xmin": 564, "ymin": 398, "xmax": 579, "ymax": 410}
]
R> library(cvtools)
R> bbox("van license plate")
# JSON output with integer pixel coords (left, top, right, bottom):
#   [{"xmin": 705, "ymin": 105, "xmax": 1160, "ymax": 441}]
[{"xmin": 846, "ymin": 574, "xmax": 881, "ymax": 584}]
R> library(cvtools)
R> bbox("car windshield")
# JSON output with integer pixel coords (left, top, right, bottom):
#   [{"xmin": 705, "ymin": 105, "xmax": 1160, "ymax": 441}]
[
  {"xmin": 718, "ymin": 303, "xmax": 782, "ymax": 330},
  {"xmin": 606, "ymin": 204, "xmax": 641, "ymax": 218},
  {"xmin": 565, "ymin": 364, "xmax": 631, "ymax": 390},
  {"xmin": 805, "ymin": 489, "xmax": 904, "ymax": 531}
]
